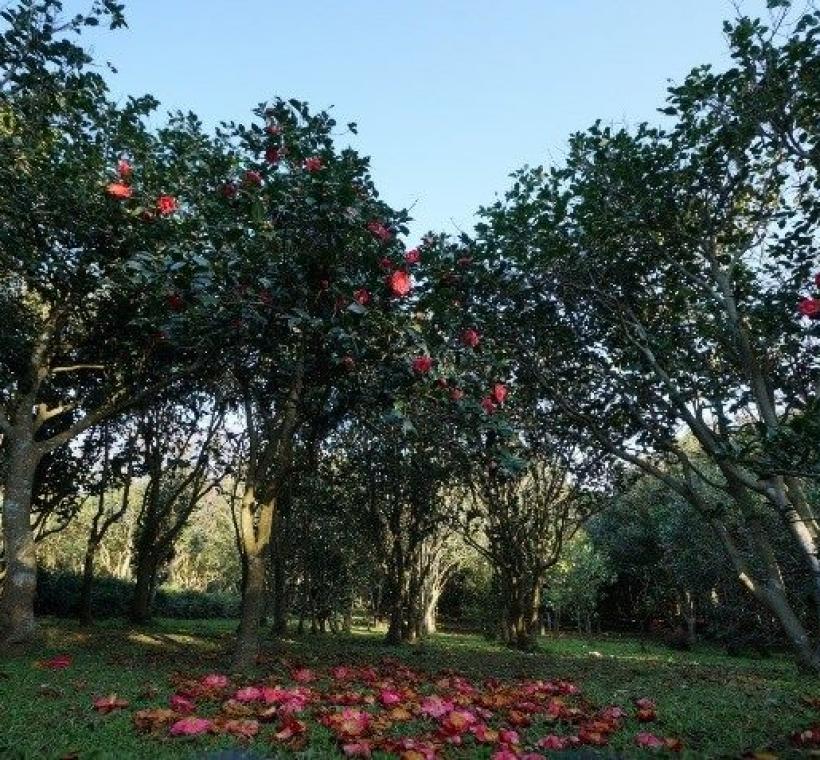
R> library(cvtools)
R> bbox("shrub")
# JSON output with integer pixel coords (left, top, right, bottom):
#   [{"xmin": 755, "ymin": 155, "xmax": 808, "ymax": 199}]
[{"xmin": 35, "ymin": 570, "xmax": 240, "ymax": 620}]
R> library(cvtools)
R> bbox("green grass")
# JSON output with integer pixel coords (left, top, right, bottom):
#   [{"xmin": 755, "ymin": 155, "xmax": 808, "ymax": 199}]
[{"xmin": 0, "ymin": 617, "xmax": 817, "ymax": 759}]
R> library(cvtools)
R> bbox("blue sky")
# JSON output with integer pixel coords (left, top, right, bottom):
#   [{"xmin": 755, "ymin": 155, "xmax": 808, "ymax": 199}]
[{"xmin": 66, "ymin": 0, "xmax": 771, "ymax": 241}]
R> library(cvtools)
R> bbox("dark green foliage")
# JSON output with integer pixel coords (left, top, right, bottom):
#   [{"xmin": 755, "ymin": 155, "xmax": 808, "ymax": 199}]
[{"xmin": 35, "ymin": 570, "xmax": 239, "ymax": 620}]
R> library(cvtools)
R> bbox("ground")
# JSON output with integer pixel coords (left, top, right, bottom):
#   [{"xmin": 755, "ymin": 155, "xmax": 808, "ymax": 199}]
[{"xmin": 0, "ymin": 618, "xmax": 817, "ymax": 759}]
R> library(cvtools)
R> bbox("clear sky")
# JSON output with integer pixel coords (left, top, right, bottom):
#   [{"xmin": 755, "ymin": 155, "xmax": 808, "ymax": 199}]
[{"xmin": 64, "ymin": 0, "xmax": 771, "ymax": 242}]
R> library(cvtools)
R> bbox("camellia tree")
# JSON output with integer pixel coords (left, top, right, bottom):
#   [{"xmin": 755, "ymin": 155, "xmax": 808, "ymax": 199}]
[
  {"xmin": 0, "ymin": 1, "xmax": 234, "ymax": 643},
  {"xmin": 473, "ymin": 3, "xmax": 820, "ymax": 669}
]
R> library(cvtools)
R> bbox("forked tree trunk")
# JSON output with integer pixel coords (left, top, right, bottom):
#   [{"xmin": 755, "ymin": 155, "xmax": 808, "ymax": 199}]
[{"xmin": 0, "ymin": 434, "xmax": 41, "ymax": 645}]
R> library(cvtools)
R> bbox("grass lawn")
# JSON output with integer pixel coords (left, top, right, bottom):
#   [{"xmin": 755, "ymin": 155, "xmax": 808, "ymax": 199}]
[{"xmin": 0, "ymin": 617, "xmax": 817, "ymax": 759}]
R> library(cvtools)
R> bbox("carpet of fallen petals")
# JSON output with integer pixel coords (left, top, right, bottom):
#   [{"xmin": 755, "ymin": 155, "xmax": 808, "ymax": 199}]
[{"xmin": 125, "ymin": 658, "xmax": 685, "ymax": 757}]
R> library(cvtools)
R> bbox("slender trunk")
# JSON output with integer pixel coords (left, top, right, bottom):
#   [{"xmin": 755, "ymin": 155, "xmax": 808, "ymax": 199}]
[
  {"xmin": 0, "ymin": 435, "xmax": 40, "ymax": 645},
  {"xmin": 234, "ymin": 551, "xmax": 267, "ymax": 670},
  {"xmin": 78, "ymin": 545, "xmax": 96, "ymax": 626},
  {"xmin": 130, "ymin": 552, "xmax": 158, "ymax": 624},
  {"xmin": 712, "ymin": 518, "xmax": 820, "ymax": 673}
]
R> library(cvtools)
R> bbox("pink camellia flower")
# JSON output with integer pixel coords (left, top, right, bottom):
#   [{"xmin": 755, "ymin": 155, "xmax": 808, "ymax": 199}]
[
  {"xmin": 303, "ymin": 156, "xmax": 324, "ymax": 172},
  {"xmin": 243, "ymin": 170, "xmax": 263, "ymax": 186},
  {"xmin": 378, "ymin": 689, "xmax": 402, "ymax": 707},
  {"xmin": 600, "ymin": 706, "xmax": 627, "ymax": 721},
  {"xmin": 490, "ymin": 749, "xmax": 519, "ymax": 760},
  {"xmin": 386, "ymin": 270, "xmax": 412, "ymax": 297},
  {"xmin": 798, "ymin": 297, "xmax": 820, "ymax": 318},
  {"xmin": 367, "ymin": 221, "xmax": 393, "ymax": 242},
  {"xmin": 106, "ymin": 182, "xmax": 132, "ymax": 200},
  {"xmin": 169, "ymin": 716, "xmax": 212, "ymax": 737},
  {"xmin": 450, "ymin": 387, "xmax": 465, "ymax": 402},
  {"xmin": 353, "ymin": 288, "xmax": 372, "ymax": 306},
  {"xmin": 634, "ymin": 697, "xmax": 656, "ymax": 710},
  {"xmin": 201, "ymin": 673, "xmax": 229, "ymax": 689},
  {"xmin": 491, "ymin": 383, "xmax": 508, "ymax": 405},
  {"xmin": 634, "ymin": 731, "xmax": 665, "ymax": 749},
  {"xmin": 265, "ymin": 147, "xmax": 281, "ymax": 164},
  {"xmin": 290, "ymin": 668, "xmax": 316, "ymax": 683},
  {"xmin": 93, "ymin": 694, "xmax": 129, "ymax": 713},
  {"xmin": 481, "ymin": 396, "xmax": 497, "ymax": 414},
  {"xmin": 461, "ymin": 328, "xmax": 480, "ymax": 348},
  {"xmin": 538, "ymin": 735, "xmax": 569, "ymax": 750},
  {"xmin": 439, "ymin": 709, "xmax": 477, "ymax": 736},
  {"xmin": 332, "ymin": 708, "xmax": 371, "ymax": 739},
  {"xmin": 420, "ymin": 695, "xmax": 454, "ymax": 719},
  {"xmin": 411, "ymin": 355, "xmax": 433, "ymax": 374},
  {"xmin": 342, "ymin": 741, "xmax": 372, "ymax": 758},
  {"xmin": 404, "ymin": 248, "xmax": 421, "ymax": 265},
  {"xmin": 331, "ymin": 665, "xmax": 352, "ymax": 681},
  {"xmin": 275, "ymin": 714, "xmax": 307, "ymax": 741},
  {"xmin": 470, "ymin": 723, "xmax": 498, "ymax": 743},
  {"xmin": 169, "ymin": 693, "xmax": 195, "ymax": 714},
  {"xmin": 117, "ymin": 159, "xmax": 132, "ymax": 178},
  {"xmin": 38, "ymin": 654, "xmax": 72, "ymax": 670},
  {"xmin": 234, "ymin": 686, "xmax": 263, "ymax": 703},
  {"xmin": 499, "ymin": 728, "xmax": 520, "ymax": 745}
]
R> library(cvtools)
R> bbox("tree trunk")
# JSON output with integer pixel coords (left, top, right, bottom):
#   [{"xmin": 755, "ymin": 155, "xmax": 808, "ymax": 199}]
[
  {"xmin": 270, "ymin": 526, "xmax": 288, "ymax": 636},
  {"xmin": 130, "ymin": 552, "xmax": 158, "ymax": 624},
  {"xmin": 234, "ymin": 551, "xmax": 267, "ymax": 670},
  {"xmin": 501, "ymin": 575, "xmax": 540, "ymax": 650},
  {"xmin": 0, "ymin": 436, "xmax": 40, "ymax": 645},
  {"xmin": 78, "ymin": 544, "xmax": 96, "ymax": 626}
]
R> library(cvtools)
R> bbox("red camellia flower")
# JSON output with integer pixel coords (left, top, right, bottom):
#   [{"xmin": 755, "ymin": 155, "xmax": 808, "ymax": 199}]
[
  {"xmin": 404, "ymin": 248, "xmax": 421, "ymax": 265},
  {"xmin": 341, "ymin": 355, "xmax": 356, "ymax": 371},
  {"xmin": 379, "ymin": 257, "xmax": 395, "ymax": 272},
  {"xmin": 461, "ymin": 328, "xmax": 480, "ymax": 348},
  {"xmin": 411, "ymin": 355, "xmax": 433, "ymax": 374},
  {"xmin": 117, "ymin": 159, "xmax": 132, "ymax": 178},
  {"xmin": 814, "ymin": 272, "xmax": 820, "ymax": 288},
  {"xmin": 243, "ymin": 170, "xmax": 263, "ymax": 186},
  {"xmin": 798, "ymin": 297, "xmax": 820, "ymax": 318},
  {"xmin": 156, "ymin": 195, "xmax": 178, "ymax": 215},
  {"xmin": 220, "ymin": 182, "xmax": 238, "ymax": 199},
  {"xmin": 367, "ymin": 221, "xmax": 393, "ymax": 243},
  {"xmin": 353, "ymin": 288, "xmax": 372, "ymax": 306},
  {"xmin": 303, "ymin": 156, "xmax": 324, "ymax": 172},
  {"xmin": 106, "ymin": 182, "xmax": 132, "ymax": 200},
  {"xmin": 491, "ymin": 383, "xmax": 508, "ymax": 405},
  {"xmin": 481, "ymin": 396, "xmax": 497, "ymax": 414},
  {"xmin": 450, "ymin": 387, "xmax": 465, "ymax": 402},
  {"xmin": 265, "ymin": 147, "xmax": 281, "ymax": 164},
  {"xmin": 387, "ymin": 270, "xmax": 412, "ymax": 297},
  {"xmin": 265, "ymin": 123, "xmax": 283, "ymax": 136},
  {"xmin": 457, "ymin": 256, "xmax": 473, "ymax": 268}
]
